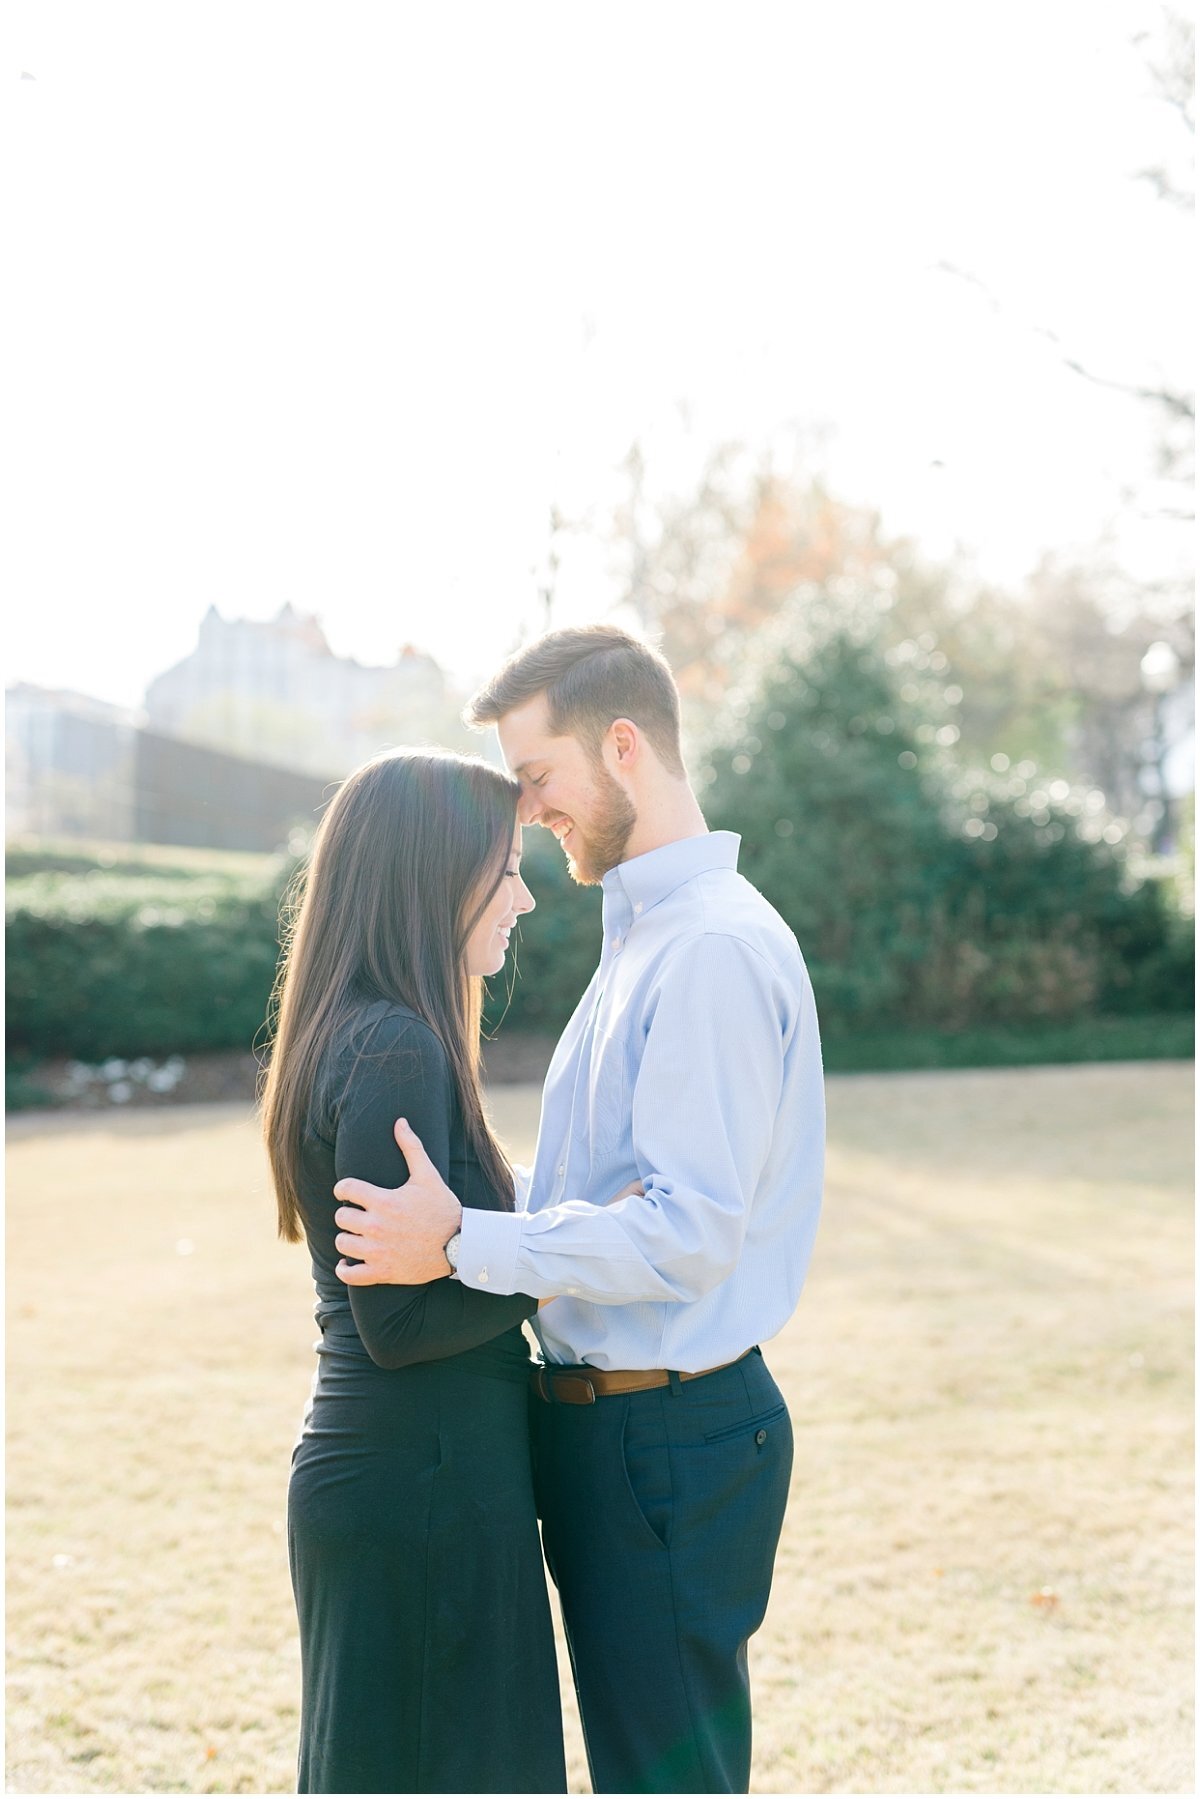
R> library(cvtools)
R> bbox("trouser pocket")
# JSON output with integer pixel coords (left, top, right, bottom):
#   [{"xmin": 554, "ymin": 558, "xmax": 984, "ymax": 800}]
[{"xmin": 620, "ymin": 1394, "xmax": 674, "ymax": 1551}]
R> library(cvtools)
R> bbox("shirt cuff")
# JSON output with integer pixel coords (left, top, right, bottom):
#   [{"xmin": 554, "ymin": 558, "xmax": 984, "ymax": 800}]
[{"xmin": 456, "ymin": 1206, "xmax": 525, "ymax": 1295}]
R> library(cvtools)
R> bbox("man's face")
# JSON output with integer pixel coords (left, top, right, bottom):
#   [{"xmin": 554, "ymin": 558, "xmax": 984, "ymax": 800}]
[{"xmin": 497, "ymin": 695, "xmax": 637, "ymax": 885}]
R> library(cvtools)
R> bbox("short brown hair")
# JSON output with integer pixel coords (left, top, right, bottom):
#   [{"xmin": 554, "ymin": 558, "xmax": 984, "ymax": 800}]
[{"xmin": 465, "ymin": 624, "xmax": 686, "ymax": 777}]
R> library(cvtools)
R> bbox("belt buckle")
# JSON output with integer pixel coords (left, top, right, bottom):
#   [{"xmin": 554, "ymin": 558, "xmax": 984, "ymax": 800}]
[{"xmin": 540, "ymin": 1366, "xmax": 597, "ymax": 1406}]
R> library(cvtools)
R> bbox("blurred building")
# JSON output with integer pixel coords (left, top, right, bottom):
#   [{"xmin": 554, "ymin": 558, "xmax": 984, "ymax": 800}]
[
  {"xmin": 6, "ymin": 685, "xmax": 140, "ymax": 841},
  {"xmin": 6, "ymin": 607, "xmax": 466, "ymax": 853},
  {"xmin": 144, "ymin": 603, "xmax": 454, "ymax": 777},
  {"xmin": 130, "ymin": 728, "xmax": 331, "ymax": 852},
  {"xmin": 6, "ymin": 683, "xmax": 331, "ymax": 852}
]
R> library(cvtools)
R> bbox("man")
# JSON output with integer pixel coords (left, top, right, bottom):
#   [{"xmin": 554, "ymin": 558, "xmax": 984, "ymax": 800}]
[{"xmin": 333, "ymin": 624, "xmax": 824, "ymax": 1794}]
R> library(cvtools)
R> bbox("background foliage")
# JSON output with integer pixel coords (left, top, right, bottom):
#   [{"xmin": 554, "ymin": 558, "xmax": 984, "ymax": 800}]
[
  {"xmin": 6, "ymin": 855, "xmax": 290, "ymax": 1061},
  {"xmin": 699, "ymin": 613, "xmax": 1192, "ymax": 1033},
  {"xmin": 7, "ymin": 597, "xmax": 1191, "ymax": 1075}
]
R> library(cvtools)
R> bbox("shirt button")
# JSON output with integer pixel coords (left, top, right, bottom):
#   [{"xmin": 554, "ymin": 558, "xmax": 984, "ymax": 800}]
[
  {"xmin": 557, "ymin": 1165, "xmax": 564, "ymax": 1177},
  {"xmin": 634, "ymin": 901, "xmax": 643, "ymax": 915},
  {"xmin": 611, "ymin": 937, "xmax": 621, "ymax": 950},
  {"xmin": 477, "ymin": 1267, "xmax": 490, "ymax": 1285},
  {"xmin": 567, "ymin": 1287, "xmax": 579, "ymax": 1297}
]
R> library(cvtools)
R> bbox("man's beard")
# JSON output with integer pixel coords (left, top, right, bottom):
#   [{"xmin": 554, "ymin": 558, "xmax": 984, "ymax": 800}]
[{"xmin": 562, "ymin": 765, "xmax": 637, "ymax": 885}]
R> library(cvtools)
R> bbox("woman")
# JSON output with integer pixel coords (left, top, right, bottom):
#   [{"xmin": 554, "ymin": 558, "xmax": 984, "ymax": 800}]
[{"xmin": 261, "ymin": 748, "xmax": 566, "ymax": 1795}]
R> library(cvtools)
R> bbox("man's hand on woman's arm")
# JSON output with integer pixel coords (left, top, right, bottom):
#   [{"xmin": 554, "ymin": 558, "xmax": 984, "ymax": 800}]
[
  {"xmin": 334, "ymin": 1119, "xmax": 462, "ymax": 1286},
  {"xmin": 334, "ymin": 1123, "xmax": 643, "ymax": 1293}
]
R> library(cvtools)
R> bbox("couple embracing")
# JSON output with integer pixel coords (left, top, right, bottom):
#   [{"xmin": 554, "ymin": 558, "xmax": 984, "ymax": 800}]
[{"xmin": 260, "ymin": 625, "xmax": 825, "ymax": 1795}]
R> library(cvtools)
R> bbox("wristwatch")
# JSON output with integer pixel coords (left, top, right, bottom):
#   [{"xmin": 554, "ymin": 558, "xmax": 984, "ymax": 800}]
[{"xmin": 443, "ymin": 1230, "xmax": 462, "ymax": 1273}]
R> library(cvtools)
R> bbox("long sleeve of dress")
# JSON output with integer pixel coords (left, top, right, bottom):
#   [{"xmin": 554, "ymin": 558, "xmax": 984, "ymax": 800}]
[{"xmin": 331, "ymin": 1009, "xmax": 535, "ymax": 1370}]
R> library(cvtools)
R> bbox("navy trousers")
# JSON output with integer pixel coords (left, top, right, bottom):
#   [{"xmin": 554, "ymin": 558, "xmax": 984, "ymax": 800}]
[{"xmin": 533, "ymin": 1348, "xmax": 793, "ymax": 1795}]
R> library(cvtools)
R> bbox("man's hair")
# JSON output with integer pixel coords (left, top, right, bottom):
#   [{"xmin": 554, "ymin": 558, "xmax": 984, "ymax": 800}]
[{"xmin": 465, "ymin": 624, "xmax": 686, "ymax": 778}]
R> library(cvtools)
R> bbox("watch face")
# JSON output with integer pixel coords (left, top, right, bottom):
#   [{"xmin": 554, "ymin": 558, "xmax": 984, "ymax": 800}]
[{"xmin": 446, "ymin": 1232, "xmax": 460, "ymax": 1268}]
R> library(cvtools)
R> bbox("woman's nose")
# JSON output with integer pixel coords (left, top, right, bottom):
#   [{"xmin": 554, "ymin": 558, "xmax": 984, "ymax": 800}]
[{"xmin": 516, "ymin": 878, "xmax": 535, "ymax": 915}]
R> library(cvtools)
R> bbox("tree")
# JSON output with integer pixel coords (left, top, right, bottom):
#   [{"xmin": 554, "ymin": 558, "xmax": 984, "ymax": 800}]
[
  {"xmin": 602, "ymin": 439, "xmax": 1190, "ymax": 843},
  {"xmin": 699, "ymin": 611, "xmax": 1191, "ymax": 1033}
]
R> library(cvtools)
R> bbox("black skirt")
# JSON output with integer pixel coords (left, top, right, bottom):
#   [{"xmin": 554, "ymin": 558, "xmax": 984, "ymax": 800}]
[{"xmin": 288, "ymin": 1333, "xmax": 566, "ymax": 1795}]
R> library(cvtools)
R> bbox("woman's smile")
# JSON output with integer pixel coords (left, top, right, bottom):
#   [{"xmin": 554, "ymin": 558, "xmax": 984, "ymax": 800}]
[{"xmin": 464, "ymin": 830, "xmax": 535, "ymax": 974}]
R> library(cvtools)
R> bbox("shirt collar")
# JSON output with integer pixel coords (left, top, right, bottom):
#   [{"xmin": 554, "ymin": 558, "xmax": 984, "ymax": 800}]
[{"xmin": 603, "ymin": 830, "xmax": 741, "ymax": 922}]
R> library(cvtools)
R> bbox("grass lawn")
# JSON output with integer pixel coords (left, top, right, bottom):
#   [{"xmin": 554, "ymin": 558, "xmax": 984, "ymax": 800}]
[{"xmin": 6, "ymin": 1063, "xmax": 1194, "ymax": 1794}]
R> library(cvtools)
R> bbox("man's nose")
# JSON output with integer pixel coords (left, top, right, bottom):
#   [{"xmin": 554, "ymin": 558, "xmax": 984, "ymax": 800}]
[{"xmin": 517, "ymin": 789, "xmax": 543, "ymax": 826}]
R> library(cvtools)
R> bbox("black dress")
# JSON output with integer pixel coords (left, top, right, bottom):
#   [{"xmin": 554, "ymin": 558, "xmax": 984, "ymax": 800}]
[{"xmin": 287, "ymin": 999, "xmax": 566, "ymax": 1795}]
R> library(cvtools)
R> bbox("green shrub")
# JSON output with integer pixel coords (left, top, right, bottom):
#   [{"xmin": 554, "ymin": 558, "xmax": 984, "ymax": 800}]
[
  {"xmin": 6, "ymin": 859, "xmax": 291, "ymax": 1060},
  {"xmin": 5, "ymin": 837, "xmax": 281, "ymax": 882},
  {"xmin": 702, "ymin": 628, "xmax": 1193, "ymax": 1032},
  {"xmin": 4, "ymin": 837, "xmax": 603, "ymax": 1063},
  {"xmin": 5, "ymin": 1053, "xmax": 56, "ymax": 1110},
  {"xmin": 820, "ymin": 1013, "xmax": 1194, "ymax": 1072}
]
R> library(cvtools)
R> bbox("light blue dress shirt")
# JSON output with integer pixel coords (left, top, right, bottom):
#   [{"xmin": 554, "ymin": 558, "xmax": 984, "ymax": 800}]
[{"xmin": 456, "ymin": 831, "xmax": 825, "ymax": 1372}]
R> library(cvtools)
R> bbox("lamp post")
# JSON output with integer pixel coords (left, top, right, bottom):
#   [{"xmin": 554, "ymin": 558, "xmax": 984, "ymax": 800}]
[{"xmin": 1140, "ymin": 640, "xmax": 1181, "ymax": 856}]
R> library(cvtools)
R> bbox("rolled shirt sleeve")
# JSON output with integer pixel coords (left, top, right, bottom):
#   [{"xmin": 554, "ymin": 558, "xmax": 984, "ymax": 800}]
[{"xmin": 456, "ymin": 933, "xmax": 789, "ymax": 1304}]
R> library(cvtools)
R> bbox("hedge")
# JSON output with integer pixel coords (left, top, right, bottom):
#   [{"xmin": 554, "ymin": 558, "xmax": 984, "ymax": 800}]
[
  {"xmin": 6, "ymin": 628, "xmax": 1192, "ymax": 1063},
  {"xmin": 6, "ymin": 865, "xmax": 289, "ymax": 1060},
  {"xmin": 3, "ymin": 838, "xmax": 604, "ymax": 1062}
]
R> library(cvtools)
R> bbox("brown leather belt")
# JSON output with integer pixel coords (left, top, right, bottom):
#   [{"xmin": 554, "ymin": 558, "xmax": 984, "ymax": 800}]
[{"xmin": 531, "ymin": 1351, "xmax": 750, "ymax": 1406}]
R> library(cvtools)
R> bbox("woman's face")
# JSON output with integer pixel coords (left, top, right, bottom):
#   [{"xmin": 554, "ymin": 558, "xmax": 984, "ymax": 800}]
[{"xmin": 463, "ymin": 829, "xmax": 535, "ymax": 977}]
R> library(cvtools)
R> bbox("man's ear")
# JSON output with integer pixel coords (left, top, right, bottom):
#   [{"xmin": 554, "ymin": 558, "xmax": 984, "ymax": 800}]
[{"xmin": 608, "ymin": 717, "xmax": 640, "ymax": 768}]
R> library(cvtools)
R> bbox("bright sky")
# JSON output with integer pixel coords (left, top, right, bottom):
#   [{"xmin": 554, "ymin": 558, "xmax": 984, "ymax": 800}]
[{"xmin": 6, "ymin": 0, "xmax": 1193, "ymax": 709}]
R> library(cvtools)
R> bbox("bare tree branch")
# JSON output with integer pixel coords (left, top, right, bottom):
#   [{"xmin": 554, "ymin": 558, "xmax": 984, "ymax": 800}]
[
  {"xmin": 1134, "ymin": 164, "xmax": 1194, "ymax": 208},
  {"xmin": 934, "ymin": 260, "xmax": 1195, "ymax": 422},
  {"xmin": 1133, "ymin": 6, "xmax": 1196, "ymax": 135},
  {"xmin": 1037, "ymin": 327, "xmax": 1195, "ymax": 421}
]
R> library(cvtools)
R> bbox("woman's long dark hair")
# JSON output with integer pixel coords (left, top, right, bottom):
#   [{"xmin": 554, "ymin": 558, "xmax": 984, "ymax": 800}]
[{"xmin": 261, "ymin": 748, "xmax": 520, "ymax": 1242}]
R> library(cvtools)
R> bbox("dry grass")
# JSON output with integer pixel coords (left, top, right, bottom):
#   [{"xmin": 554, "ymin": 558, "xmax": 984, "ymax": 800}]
[{"xmin": 6, "ymin": 1063, "xmax": 1193, "ymax": 1795}]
